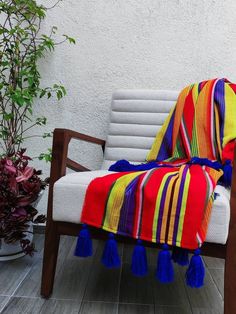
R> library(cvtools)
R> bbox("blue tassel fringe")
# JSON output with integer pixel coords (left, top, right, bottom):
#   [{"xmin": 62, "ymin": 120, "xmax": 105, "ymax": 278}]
[
  {"xmin": 221, "ymin": 159, "xmax": 232, "ymax": 187},
  {"xmin": 156, "ymin": 244, "xmax": 174, "ymax": 283},
  {"xmin": 101, "ymin": 233, "xmax": 121, "ymax": 268},
  {"xmin": 74, "ymin": 224, "xmax": 93, "ymax": 257},
  {"xmin": 74, "ymin": 225, "xmax": 205, "ymax": 289},
  {"xmin": 186, "ymin": 248, "xmax": 205, "ymax": 288},
  {"xmin": 172, "ymin": 247, "xmax": 189, "ymax": 266},
  {"xmin": 131, "ymin": 240, "xmax": 148, "ymax": 276}
]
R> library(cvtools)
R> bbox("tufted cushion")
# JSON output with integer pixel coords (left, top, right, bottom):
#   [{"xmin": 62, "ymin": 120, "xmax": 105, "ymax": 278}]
[{"xmin": 53, "ymin": 89, "xmax": 231, "ymax": 245}]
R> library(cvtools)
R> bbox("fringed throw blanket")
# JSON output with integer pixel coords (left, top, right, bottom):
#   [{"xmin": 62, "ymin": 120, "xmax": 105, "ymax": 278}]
[{"xmin": 76, "ymin": 78, "xmax": 236, "ymax": 287}]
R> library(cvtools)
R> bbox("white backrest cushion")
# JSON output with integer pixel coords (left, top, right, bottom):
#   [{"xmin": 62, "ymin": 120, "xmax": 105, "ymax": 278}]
[{"xmin": 101, "ymin": 89, "xmax": 179, "ymax": 170}]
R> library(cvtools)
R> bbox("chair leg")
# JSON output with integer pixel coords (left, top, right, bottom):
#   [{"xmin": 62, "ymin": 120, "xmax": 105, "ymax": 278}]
[
  {"xmin": 41, "ymin": 222, "xmax": 60, "ymax": 298},
  {"xmin": 224, "ymin": 229, "xmax": 236, "ymax": 313}
]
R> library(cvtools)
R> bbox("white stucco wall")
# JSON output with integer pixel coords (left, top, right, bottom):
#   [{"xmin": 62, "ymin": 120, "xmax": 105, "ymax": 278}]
[{"xmin": 30, "ymin": 0, "xmax": 236, "ymax": 215}]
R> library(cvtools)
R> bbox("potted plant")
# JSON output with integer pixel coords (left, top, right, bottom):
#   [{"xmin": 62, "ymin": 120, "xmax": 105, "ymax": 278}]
[
  {"xmin": 0, "ymin": 149, "xmax": 47, "ymax": 260},
  {"xmin": 0, "ymin": 0, "xmax": 75, "ymax": 260}
]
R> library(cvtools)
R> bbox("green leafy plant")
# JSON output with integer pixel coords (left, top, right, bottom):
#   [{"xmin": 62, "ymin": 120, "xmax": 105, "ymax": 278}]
[
  {"xmin": 0, "ymin": 1, "xmax": 75, "ymax": 255},
  {"xmin": 0, "ymin": 0, "xmax": 75, "ymax": 158}
]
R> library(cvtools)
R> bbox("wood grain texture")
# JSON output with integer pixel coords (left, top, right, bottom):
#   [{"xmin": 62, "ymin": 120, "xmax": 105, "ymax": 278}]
[
  {"xmin": 79, "ymin": 301, "xmax": 118, "ymax": 314},
  {"xmin": 1, "ymin": 297, "xmax": 80, "ymax": 314}
]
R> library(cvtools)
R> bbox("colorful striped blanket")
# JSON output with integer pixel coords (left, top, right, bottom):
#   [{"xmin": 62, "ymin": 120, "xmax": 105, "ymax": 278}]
[
  {"xmin": 81, "ymin": 78, "xmax": 236, "ymax": 248},
  {"xmin": 77, "ymin": 78, "xmax": 236, "ymax": 286}
]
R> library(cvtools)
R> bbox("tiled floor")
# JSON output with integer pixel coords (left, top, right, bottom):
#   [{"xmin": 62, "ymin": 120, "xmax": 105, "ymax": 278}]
[{"xmin": 0, "ymin": 234, "xmax": 224, "ymax": 314}]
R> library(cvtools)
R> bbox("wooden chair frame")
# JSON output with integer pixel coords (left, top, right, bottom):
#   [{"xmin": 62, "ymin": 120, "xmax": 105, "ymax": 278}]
[{"xmin": 41, "ymin": 128, "xmax": 236, "ymax": 314}]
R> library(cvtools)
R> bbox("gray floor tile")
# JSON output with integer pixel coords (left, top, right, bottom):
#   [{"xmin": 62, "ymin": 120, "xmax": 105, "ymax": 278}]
[
  {"xmin": 152, "ymin": 265, "xmax": 191, "ymax": 310},
  {"xmin": 57, "ymin": 235, "xmax": 78, "ymax": 260},
  {"xmin": 0, "ymin": 296, "xmax": 10, "ymax": 313},
  {"xmin": 0, "ymin": 256, "xmax": 36, "ymax": 296},
  {"xmin": 13, "ymin": 259, "xmax": 43, "ymax": 298},
  {"xmin": 1, "ymin": 297, "xmax": 80, "ymax": 314},
  {"xmin": 79, "ymin": 301, "xmax": 117, "ymax": 314},
  {"xmin": 203, "ymin": 256, "xmax": 224, "ymax": 269},
  {"xmin": 192, "ymin": 308, "xmax": 223, "ymax": 314},
  {"xmin": 83, "ymin": 242, "xmax": 122, "ymax": 302},
  {"xmin": 119, "ymin": 263, "xmax": 154, "ymax": 304},
  {"xmin": 208, "ymin": 268, "xmax": 224, "ymax": 299},
  {"xmin": 180, "ymin": 268, "xmax": 223, "ymax": 311},
  {"xmin": 14, "ymin": 235, "xmax": 99, "ymax": 299},
  {"xmin": 0, "ymin": 231, "xmax": 227, "ymax": 313},
  {"xmin": 155, "ymin": 306, "xmax": 192, "ymax": 314},
  {"xmin": 83, "ymin": 262, "xmax": 121, "ymax": 302},
  {"xmin": 52, "ymin": 257, "xmax": 94, "ymax": 300},
  {"xmin": 119, "ymin": 303, "xmax": 154, "ymax": 314}
]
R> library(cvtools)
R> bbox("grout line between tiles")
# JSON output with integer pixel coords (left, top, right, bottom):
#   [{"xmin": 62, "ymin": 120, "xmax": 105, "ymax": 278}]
[
  {"xmin": 178, "ymin": 266, "xmax": 194, "ymax": 314},
  {"xmin": 0, "ymin": 260, "xmax": 34, "ymax": 314},
  {"xmin": 208, "ymin": 268, "xmax": 224, "ymax": 301},
  {"xmin": 116, "ymin": 244, "xmax": 124, "ymax": 314},
  {"xmin": 78, "ymin": 241, "xmax": 101, "ymax": 313}
]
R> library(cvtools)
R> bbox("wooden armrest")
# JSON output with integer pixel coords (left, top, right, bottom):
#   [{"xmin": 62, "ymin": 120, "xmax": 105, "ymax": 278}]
[
  {"xmin": 60, "ymin": 128, "xmax": 106, "ymax": 149},
  {"xmin": 49, "ymin": 128, "xmax": 106, "ymax": 185},
  {"xmin": 46, "ymin": 128, "xmax": 106, "ymax": 221}
]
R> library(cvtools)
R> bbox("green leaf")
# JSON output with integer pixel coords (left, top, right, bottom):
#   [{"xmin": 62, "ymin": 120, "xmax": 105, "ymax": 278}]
[
  {"xmin": 39, "ymin": 89, "xmax": 46, "ymax": 98},
  {"xmin": 60, "ymin": 85, "xmax": 66, "ymax": 96},
  {"xmin": 68, "ymin": 37, "xmax": 76, "ymax": 44},
  {"xmin": 63, "ymin": 35, "xmax": 76, "ymax": 44},
  {"xmin": 43, "ymin": 132, "xmax": 52, "ymax": 138},
  {"xmin": 36, "ymin": 117, "xmax": 47, "ymax": 125},
  {"xmin": 3, "ymin": 113, "xmax": 14, "ymax": 121},
  {"xmin": 38, "ymin": 149, "xmax": 52, "ymax": 162},
  {"xmin": 56, "ymin": 90, "xmax": 63, "ymax": 100}
]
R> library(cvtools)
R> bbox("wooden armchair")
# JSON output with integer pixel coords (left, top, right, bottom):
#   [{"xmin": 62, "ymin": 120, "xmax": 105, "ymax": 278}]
[{"xmin": 41, "ymin": 90, "xmax": 236, "ymax": 314}]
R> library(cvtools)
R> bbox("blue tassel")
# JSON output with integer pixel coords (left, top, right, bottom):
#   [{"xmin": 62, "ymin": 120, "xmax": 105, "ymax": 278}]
[
  {"xmin": 74, "ymin": 224, "xmax": 93, "ymax": 257},
  {"xmin": 186, "ymin": 248, "xmax": 205, "ymax": 288},
  {"xmin": 101, "ymin": 233, "xmax": 121, "ymax": 268},
  {"xmin": 222, "ymin": 159, "xmax": 232, "ymax": 187},
  {"xmin": 131, "ymin": 239, "xmax": 148, "ymax": 276},
  {"xmin": 172, "ymin": 247, "xmax": 189, "ymax": 266},
  {"xmin": 190, "ymin": 157, "xmax": 222, "ymax": 170},
  {"xmin": 156, "ymin": 244, "xmax": 174, "ymax": 283}
]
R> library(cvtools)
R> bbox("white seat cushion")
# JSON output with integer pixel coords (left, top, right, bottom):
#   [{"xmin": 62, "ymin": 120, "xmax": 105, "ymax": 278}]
[
  {"xmin": 53, "ymin": 171, "xmax": 115, "ymax": 225},
  {"xmin": 53, "ymin": 171, "xmax": 230, "ymax": 245}
]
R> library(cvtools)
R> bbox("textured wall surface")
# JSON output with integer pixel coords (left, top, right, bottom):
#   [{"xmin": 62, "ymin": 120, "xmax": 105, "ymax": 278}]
[{"xmin": 31, "ymin": 0, "xmax": 236, "ymax": 214}]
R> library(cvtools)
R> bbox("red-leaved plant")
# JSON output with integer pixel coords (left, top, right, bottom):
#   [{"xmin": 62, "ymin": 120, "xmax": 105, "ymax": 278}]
[{"xmin": 0, "ymin": 149, "xmax": 48, "ymax": 256}]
